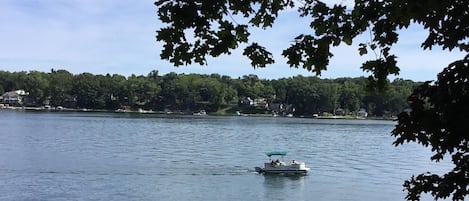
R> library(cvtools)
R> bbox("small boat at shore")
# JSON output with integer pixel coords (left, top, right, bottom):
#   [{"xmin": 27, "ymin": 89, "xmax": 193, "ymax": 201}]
[
  {"xmin": 193, "ymin": 110, "xmax": 207, "ymax": 116},
  {"xmin": 255, "ymin": 151, "xmax": 310, "ymax": 175},
  {"xmin": 115, "ymin": 108, "xmax": 126, "ymax": 113}
]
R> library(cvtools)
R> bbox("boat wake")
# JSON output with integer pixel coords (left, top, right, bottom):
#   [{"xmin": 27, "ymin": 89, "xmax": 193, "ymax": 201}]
[{"xmin": 0, "ymin": 166, "xmax": 258, "ymax": 177}]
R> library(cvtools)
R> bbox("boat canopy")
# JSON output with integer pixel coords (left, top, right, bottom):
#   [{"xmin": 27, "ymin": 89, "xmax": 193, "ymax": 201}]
[{"xmin": 266, "ymin": 151, "xmax": 287, "ymax": 157}]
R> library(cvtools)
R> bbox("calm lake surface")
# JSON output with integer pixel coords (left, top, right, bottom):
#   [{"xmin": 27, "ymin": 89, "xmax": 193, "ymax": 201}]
[{"xmin": 0, "ymin": 110, "xmax": 451, "ymax": 201}]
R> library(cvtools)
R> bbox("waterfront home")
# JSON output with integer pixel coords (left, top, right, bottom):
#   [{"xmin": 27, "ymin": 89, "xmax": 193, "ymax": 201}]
[
  {"xmin": 239, "ymin": 97, "xmax": 254, "ymax": 106},
  {"xmin": 254, "ymin": 98, "xmax": 268, "ymax": 108},
  {"xmin": 1, "ymin": 90, "xmax": 28, "ymax": 106},
  {"xmin": 63, "ymin": 97, "xmax": 77, "ymax": 108},
  {"xmin": 268, "ymin": 103, "xmax": 283, "ymax": 115},
  {"xmin": 357, "ymin": 108, "xmax": 368, "ymax": 118},
  {"xmin": 283, "ymin": 104, "xmax": 295, "ymax": 116},
  {"xmin": 334, "ymin": 108, "xmax": 345, "ymax": 116}
]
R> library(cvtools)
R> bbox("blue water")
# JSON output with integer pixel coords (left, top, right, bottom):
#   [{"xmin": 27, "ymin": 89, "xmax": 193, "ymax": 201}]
[{"xmin": 0, "ymin": 110, "xmax": 451, "ymax": 200}]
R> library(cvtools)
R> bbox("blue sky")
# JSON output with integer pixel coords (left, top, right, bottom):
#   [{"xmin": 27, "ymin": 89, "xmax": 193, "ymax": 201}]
[{"xmin": 0, "ymin": 0, "xmax": 466, "ymax": 81}]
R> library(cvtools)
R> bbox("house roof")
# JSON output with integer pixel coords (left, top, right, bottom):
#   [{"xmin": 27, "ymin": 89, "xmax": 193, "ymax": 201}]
[{"xmin": 2, "ymin": 91, "xmax": 19, "ymax": 97}]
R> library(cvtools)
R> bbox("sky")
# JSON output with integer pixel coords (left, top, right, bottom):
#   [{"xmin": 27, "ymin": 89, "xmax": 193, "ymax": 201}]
[{"xmin": 0, "ymin": 0, "xmax": 466, "ymax": 81}]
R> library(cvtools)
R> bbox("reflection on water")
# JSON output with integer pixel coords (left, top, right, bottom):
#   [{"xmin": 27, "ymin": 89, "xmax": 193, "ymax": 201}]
[
  {"xmin": 262, "ymin": 175, "xmax": 306, "ymax": 201},
  {"xmin": 0, "ymin": 110, "xmax": 452, "ymax": 201},
  {"xmin": 263, "ymin": 174, "xmax": 305, "ymax": 188}
]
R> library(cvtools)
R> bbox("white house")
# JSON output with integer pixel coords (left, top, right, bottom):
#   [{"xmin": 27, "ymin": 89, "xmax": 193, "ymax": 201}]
[
  {"xmin": 1, "ymin": 90, "xmax": 29, "ymax": 105},
  {"xmin": 357, "ymin": 108, "xmax": 368, "ymax": 118}
]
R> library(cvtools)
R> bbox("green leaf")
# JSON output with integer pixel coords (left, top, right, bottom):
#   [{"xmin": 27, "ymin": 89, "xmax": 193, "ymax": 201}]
[
  {"xmin": 343, "ymin": 34, "xmax": 352, "ymax": 45},
  {"xmin": 358, "ymin": 43, "xmax": 368, "ymax": 56}
]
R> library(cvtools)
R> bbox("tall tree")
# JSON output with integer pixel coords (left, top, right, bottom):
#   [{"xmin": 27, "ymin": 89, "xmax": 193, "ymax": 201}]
[
  {"xmin": 155, "ymin": 0, "xmax": 468, "ymax": 200},
  {"xmin": 286, "ymin": 76, "xmax": 320, "ymax": 115},
  {"xmin": 48, "ymin": 69, "xmax": 73, "ymax": 106},
  {"xmin": 0, "ymin": 71, "xmax": 15, "ymax": 93},
  {"xmin": 72, "ymin": 73, "xmax": 104, "ymax": 109},
  {"xmin": 25, "ymin": 71, "xmax": 49, "ymax": 104},
  {"xmin": 392, "ymin": 56, "xmax": 469, "ymax": 200},
  {"xmin": 336, "ymin": 79, "xmax": 363, "ymax": 114}
]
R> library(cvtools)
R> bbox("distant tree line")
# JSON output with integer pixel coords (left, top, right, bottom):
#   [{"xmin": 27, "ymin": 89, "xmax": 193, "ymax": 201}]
[{"xmin": 0, "ymin": 69, "xmax": 420, "ymax": 116}]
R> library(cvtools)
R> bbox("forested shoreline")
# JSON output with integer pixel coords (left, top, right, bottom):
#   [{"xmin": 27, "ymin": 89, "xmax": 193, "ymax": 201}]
[{"xmin": 0, "ymin": 69, "xmax": 420, "ymax": 117}]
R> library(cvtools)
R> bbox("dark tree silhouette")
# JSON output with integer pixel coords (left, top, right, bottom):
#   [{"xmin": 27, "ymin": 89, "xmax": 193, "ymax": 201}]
[
  {"xmin": 155, "ymin": 0, "xmax": 468, "ymax": 200},
  {"xmin": 392, "ymin": 55, "xmax": 469, "ymax": 200}
]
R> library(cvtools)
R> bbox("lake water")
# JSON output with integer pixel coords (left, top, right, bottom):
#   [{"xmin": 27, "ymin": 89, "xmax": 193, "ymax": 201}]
[{"xmin": 0, "ymin": 110, "xmax": 451, "ymax": 201}]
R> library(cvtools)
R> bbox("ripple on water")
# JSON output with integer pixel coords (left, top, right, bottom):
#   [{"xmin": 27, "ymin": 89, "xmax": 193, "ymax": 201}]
[{"xmin": 0, "ymin": 112, "xmax": 452, "ymax": 201}]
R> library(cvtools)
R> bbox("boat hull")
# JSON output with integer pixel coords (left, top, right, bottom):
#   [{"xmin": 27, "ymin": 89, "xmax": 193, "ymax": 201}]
[
  {"xmin": 255, "ymin": 168, "xmax": 309, "ymax": 175},
  {"xmin": 256, "ymin": 152, "xmax": 310, "ymax": 175},
  {"xmin": 255, "ymin": 162, "xmax": 310, "ymax": 175}
]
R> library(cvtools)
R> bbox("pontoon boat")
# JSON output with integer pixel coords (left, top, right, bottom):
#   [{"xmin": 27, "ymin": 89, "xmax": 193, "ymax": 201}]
[{"xmin": 255, "ymin": 151, "xmax": 309, "ymax": 175}]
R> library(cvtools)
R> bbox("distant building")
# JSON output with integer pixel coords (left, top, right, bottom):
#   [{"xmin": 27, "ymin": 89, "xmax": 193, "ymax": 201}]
[
  {"xmin": 334, "ymin": 108, "xmax": 345, "ymax": 116},
  {"xmin": 268, "ymin": 103, "xmax": 283, "ymax": 114},
  {"xmin": 63, "ymin": 97, "xmax": 77, "ymax": 108},
  {"xmin": 23, "ymin": 95, "xmax": 39, "ymax": 107},
  {"xmin": 357, "ymin": 108, "xmax": 368, "ymax": 119},
  {"xmin": 254, "ymin": 98, "xmax": 268, "ymax": 108},
  {"xmin": 283, "ymin": 104, "xmax": 295, "ymax": 116},
  {"xmin": 1, "ymin": 90, "xmax": 29, "ymax": 106},
  {"xmin": 239, "ymin": 97, "xmax": 254, "ymax": 106}
]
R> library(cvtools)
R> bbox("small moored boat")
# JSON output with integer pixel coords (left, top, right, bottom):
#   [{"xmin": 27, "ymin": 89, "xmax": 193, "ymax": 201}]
[
  {"xmin": 193, "ymin": 110, "xmax": 207, "ymax": 116},
  {"xmin": 255, "ymin": 151, "xmax": 310, "ymax": 175}
]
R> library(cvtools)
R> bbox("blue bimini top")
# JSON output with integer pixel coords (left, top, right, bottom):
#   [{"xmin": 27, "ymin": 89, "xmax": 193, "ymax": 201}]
[{"xmin": 265, "ymin": 151, "xmax": 287, "ymax": 157}]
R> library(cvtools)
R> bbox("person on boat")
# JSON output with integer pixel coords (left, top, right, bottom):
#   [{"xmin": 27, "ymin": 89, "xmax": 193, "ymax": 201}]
[{"xmin": 273, "ymin": 159, "xmax": 280, "ymax": 166}]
